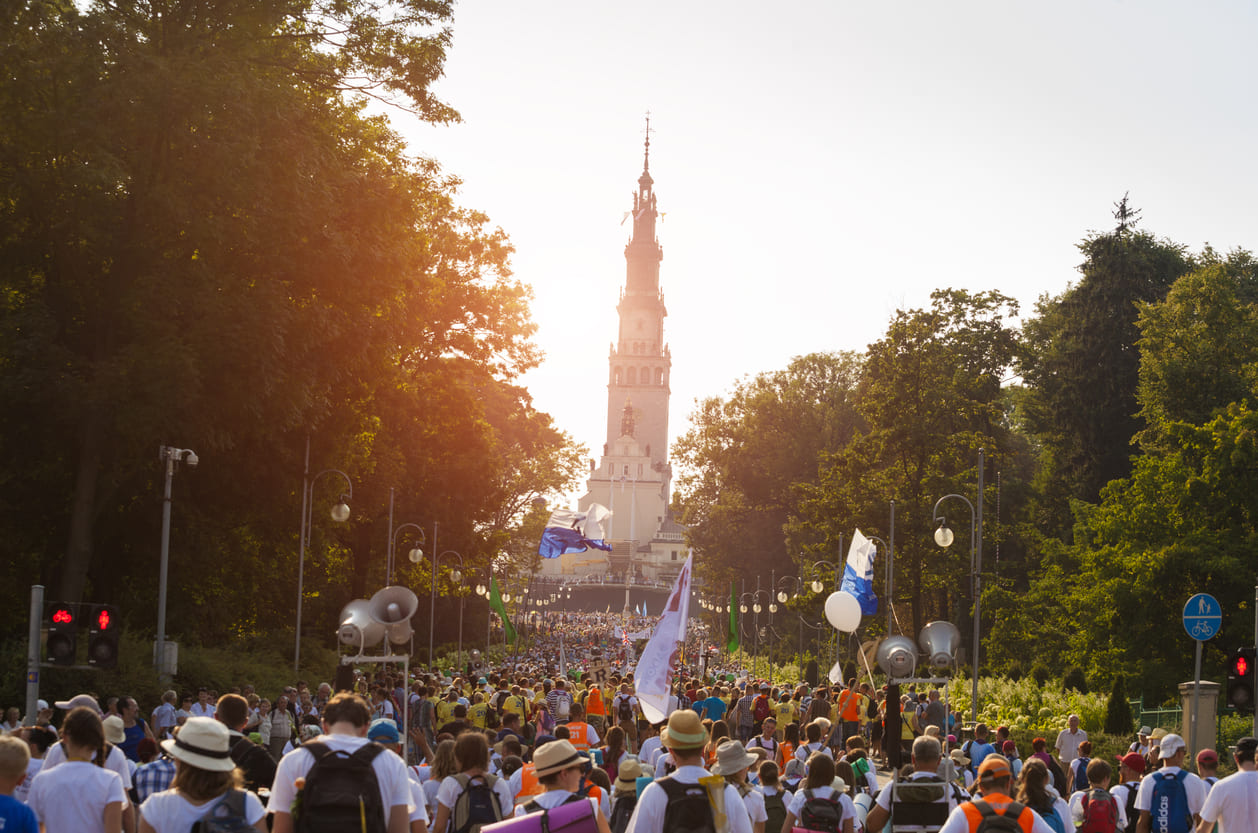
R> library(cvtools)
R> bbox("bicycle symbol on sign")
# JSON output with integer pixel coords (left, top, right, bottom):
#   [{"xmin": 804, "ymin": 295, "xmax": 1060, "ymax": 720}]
[{"xmin": 1191, "ymin": 620, "xmax": 1214, "ymax": 639}]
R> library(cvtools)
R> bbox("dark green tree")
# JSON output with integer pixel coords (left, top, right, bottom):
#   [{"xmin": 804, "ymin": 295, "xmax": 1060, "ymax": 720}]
[{"xmin": 1105, "ymin": 674, "xmax": 1133, "ymax": 735}]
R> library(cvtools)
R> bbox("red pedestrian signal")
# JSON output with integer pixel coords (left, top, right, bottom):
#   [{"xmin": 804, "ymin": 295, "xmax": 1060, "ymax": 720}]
[
  {"xmin": 1228, "ymin": 646, "xmax": 1256, "ymax": 713},
  {"xmin": 1237, "ymin": 654, "xmax": 1250, "ymax": 678},
  {"xmin": 45, "ymin": 602, "xmax": 77, "ymax": 665},
  {"xmin": 96, "ymin": 608, "xmax": 111, "ymax": 630},
  {"xmin": 88, "ymin": 604, "xmax": 119, "ymax": 669}
]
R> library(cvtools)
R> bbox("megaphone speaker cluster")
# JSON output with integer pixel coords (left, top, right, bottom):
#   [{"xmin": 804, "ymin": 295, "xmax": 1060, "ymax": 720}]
[
  {"xmin": 876, "ymin": 635, "xmax": 918, "ymax": 678},
  {"xmin": 918, "ymin": 621, "xmax": 961, "ymax": 671},
  {"xmin": 339, "ymin": 585, "xmax": 419, "ymax": 650}
]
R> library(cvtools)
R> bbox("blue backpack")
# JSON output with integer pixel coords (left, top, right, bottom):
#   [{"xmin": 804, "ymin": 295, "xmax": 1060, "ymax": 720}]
[{"xmin": 1149, "ymin": 770, "xmax": 1192, "ymax": 833}]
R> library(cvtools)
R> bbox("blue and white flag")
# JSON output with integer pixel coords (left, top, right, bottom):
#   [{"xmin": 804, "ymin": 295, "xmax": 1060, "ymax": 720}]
[
  {"xmin": 840, "ymin": 528, "xmax": 879, "ymax": 615},
  {"xmin": 538, "ymin": 504, "xmax": 614, "ymax": 558}
]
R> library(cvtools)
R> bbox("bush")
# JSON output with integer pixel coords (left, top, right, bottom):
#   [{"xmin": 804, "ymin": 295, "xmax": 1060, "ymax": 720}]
[
  {"xmin": 1031, "ymin": 663, "xmax": 1052, "ymax": 687},
  {"xmin": 1006, "ymin": 661, "xmax": 1024, "ymax": 682},
  {"xmin": 1104, "ymin": 674, "xmax": 1134, "ymax": 735},
  {"xmin": 1063, "ymin": 667, "xmax": 1089, "ymax": 693}
]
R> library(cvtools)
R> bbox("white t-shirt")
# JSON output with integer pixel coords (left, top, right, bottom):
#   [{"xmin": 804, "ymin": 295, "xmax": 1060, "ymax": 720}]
[
  {"xmin": 1054, "ymin": 728, "xmax": 1087, "ymax": 763},
  {"xmin": 740, "ymin": 786, "xmax": 768, "ymax": 825},
  {"xmin": 189, "ymin": 702, "xmax": 216, "ymax": 719},
  {"xmin": 139, "ymin": 788, "xmax": 266, "ymax": 832},
  {"xmin": 795, "ymin": 742, "xmax": 833, "ymax": 764},
  {"xmin": 639, "ymin": 736, "xmax": 662, "ymax": 766},
  {"xmin": 1197, "ymin": 768, "xmax": 1258, "ymax": 832},
  {"xmin": 624, "ymin": 765, "xmax": 753, "ymax": 833},
  {"xmin": 42, "ymin": 740, "xmax": 134, "ymax": 790},
  {"xmin": 28, "ymin": 760, "xmax": 126, "ymax": 832},
  {"xmin": 785, "ymin": 784, "xmax": 856, "ymax": 825},
  {"xmin": 512, "ymin": 789, "xmax": 600, "ymax": 818},
  {"xmin": 270, "ymin": 734, "xmax": 411, "ymax": 819},
  {"xmin": 434, "ymin": 773, "xmax": 516, "ymax": 825},
  {"xmin": 13, "ymin": 756, "xmax": 42, "ymax": 803},
  {"xmin": 409, "ymin": 780, "xmax": 431, "ymax": 825},
  {"xmin": 1133, "ymin": 766, "xmax": 1208, "ymax": 816}
]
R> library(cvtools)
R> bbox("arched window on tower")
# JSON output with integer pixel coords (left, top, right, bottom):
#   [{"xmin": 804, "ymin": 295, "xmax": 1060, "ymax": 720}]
[
  {"xmin": 655, "ymin": 367, "xmax": 663, "ymax": 384},
  {"xmin": 626, "ymin": 367, "xmax": 637, "ymax": 384},
  {"xmin": 640, "ymin": 366, "xmax": 649, "ymax": 384}
]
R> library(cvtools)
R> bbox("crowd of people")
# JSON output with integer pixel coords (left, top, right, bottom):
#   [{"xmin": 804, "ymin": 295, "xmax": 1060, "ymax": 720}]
[{"xmin": 1, "ymin": 609, "xmax": 1253, "ymax": 832}]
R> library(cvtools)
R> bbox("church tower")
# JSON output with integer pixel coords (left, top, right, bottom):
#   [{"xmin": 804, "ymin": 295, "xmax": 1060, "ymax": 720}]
[{"xmin": 542, "ymin": 121, "xmax": 687, "ymax": 585}]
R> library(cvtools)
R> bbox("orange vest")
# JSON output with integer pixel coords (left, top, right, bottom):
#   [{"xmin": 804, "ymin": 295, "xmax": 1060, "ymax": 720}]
[
  {"xmin": 779, "ymin": 741, "xmax": 796, "ymax": 769},
  {"xmin": 515, "ymin": 762, "xmax": 542, "ymax": 799},
  {"xmin": 586, "ymin": 687, "xmax": 606, "ymax": 716},
  {"xmin": 566, "ymin": 721, "xmax": 595, "ymax": 751},
  {"xmin": 959, "ymin": 795, "xmax": 1036, "ymax": 833},
  {"xmin": 839, "ymin": 690, "xmax": 862, "ymax": 722}
]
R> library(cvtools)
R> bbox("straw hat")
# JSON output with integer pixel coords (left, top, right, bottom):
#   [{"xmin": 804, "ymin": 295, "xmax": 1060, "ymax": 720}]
[
  {"xmin": 615, "ymin": 757, "xmax": 643, "ymax": 791},
  {"xmin": 534, "ymin": 740, "xmax": 585, "ymax": 778},
  {"xmin": 102, "ymin": 715, "xmax": 125, "ymax": 744},
  {"xmin": 161, "ymin": 716, "xmax": 235, "ymax": 772},
  {"xmin": 949, "ymin": 747, "xmax": 970, "ymax": 766},
  {"xmin": 661, "ymin": 709, "xmax": 708, "ymax": 751},
  {"xmin": 709, "ymin": 740, "xmax": 759, "ymax": 776}
]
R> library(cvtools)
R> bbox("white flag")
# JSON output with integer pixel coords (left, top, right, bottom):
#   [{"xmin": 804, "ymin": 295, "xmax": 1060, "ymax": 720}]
[{"xmin": 637, "ymin": 551, "xmax": 693, "ymax": 724}]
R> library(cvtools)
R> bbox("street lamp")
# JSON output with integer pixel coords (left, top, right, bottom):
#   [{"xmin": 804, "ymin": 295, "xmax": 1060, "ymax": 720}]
[
  {"xmin": 432, "ymin": 549, "xmax": 465, "ymax": 674},
  {"xmin": 933, "ymin": 448, "xmax": 984, "ymax": 723},
  {"xmin": 776, "ymin": 575, "xmax": 803, "ymax": 669},
  {"xmin": 157, "ymin": 445, "xmax": 198, "ymax": 679},
  {"xmin": 390, "ymin": 522, "xmax": 426, "ymax": 584},
  {"xmin": 295, "ymin": 446, "xmax": 352, "ymax": 673}
]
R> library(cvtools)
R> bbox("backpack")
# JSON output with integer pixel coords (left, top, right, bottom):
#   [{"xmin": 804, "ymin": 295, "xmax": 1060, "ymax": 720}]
[
  {"xmin": 610, "ymin": 794, "xmax": 638, "ymax": 833},
  {"xmin": 799, "ymin": 789, "xmax": 844, "ymax": 833},
  {"xmin": 1079, "ymin": 787, "xmax": 1119, "ymax": 833},
  {"xmin": 294, "ymin": 741, "xmax": 387, "ymax": 833},
  {"xmin": 973, "ymin": 800, "xmax": 1030, "ymax": 833},
  {"xmin": 890, "ymin": 776, "xmax": 951, "ymax": 832},
  {"xmin": 659, "ymin": 777, "xmax": 716, "ymax": 833},
  {"xmin": 1149, "ymin": 770, "xmax": 1193, "ymax": 833},
  {"xmin": 764, "ymin": 790, "xmax": 787, "ymax": 833},
  {"xmin": 754, "ymin": 696, "xmax": 771, "ymax": 723},
  {"xmin": 1071, "ymin": 756, "xmax": 1091, "ymax": 792},
  {"xmin": 452, "ymin": 773, "xmax": 505, "ymax": 833},
  {"xmin": 1121, "ymin": 784, "xmax": 1139, "ymax": 833},
  {"xmin": 618, "ymin": 697, "xmax": 635, "ymax": 724},
  {"xmin": 191, "ymin": 789, "xmax": 251, "ymax": 833},
  {"xmin": 1033, "ymin": 803, "xmax": 1067, "ymax": 833}
]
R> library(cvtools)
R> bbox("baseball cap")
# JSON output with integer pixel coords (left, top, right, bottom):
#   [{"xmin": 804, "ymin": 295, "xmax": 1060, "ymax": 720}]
[
  {"xmin": 367, "ymin": 718, "xmax": 400, "ymax": 744},
  {"xmin": 976, "ymin": 754, "xmax": 1012, "ymax": 781},
  {"xmin": 1116, "ymin": 752, "xmax": 1146, "ymax": 774},
  {"xmin": 1158, "ymin": 733, "xmax": 1185, "ymax": 758},
  {"xmin": 1196, "ymin": 748, "xmax": 1218, "ymax": 765},
  {"xmin": 1235, "ymin": 737, "xmax": 1258, "ymax": 756},
  {"xmin": 54, "ymin": 694, "xmax": 102, "ymax": 714}
]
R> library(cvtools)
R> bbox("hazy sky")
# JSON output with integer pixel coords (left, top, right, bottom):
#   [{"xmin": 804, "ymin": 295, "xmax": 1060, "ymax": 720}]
[{"xmin": 389, "ymin": 1, "xmax": 1258, "ymax": 506}]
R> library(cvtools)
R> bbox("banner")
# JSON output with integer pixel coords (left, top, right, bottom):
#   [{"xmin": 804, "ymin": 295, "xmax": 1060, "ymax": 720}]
[
  {"xmin": 840, "ymin": 528, "xmax": 879, "ymax": 615},
  {"xmin": 637, "ymin": 552, "xmax": 693, "ymax": 724},
  {"xmin": 727, "ymin": 581, "xmax": 739, "ymax": 653},
  {"xmin": 490, "ymin": 577, "xmax": 516, "ymax": 644}
]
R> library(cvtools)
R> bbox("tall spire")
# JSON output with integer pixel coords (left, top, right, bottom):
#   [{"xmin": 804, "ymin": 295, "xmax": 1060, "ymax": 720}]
[{"xmin": 639, "ymin": 111, "xmax": 654, "ymax": 190}]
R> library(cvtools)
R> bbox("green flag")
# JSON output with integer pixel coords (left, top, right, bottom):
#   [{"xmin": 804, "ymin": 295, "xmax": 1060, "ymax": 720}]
[
  {"xmin": 727, "ymin": 581, "xmax": 739, "ymax": 653},
  {"xmin": 490, "ymin": 577, "xmax": 517, "ymax": 644}
]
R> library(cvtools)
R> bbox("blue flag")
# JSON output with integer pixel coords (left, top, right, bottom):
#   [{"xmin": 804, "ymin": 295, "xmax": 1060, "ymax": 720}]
[
  {"xmin": 840, "ymin": 528, "xmax": 879, "ymax": 615},
  {"xmin": 538, "ymin": 505, "xmax": 613, "ymax": 558}
]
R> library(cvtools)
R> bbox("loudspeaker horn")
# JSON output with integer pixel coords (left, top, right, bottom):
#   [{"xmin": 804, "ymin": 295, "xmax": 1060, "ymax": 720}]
[
  {"xmin": 876, "ymin": 634, "xmax": 918, "ymax": 678},
  {"xmin": 338, "ymin": 598, "xmax": 385, "ymax": 648},
  {"xmin": 918, "ymin": 621, "xmax": 962, "ymax": 671},
  {"xmin": 368, "ymin": 585, "xmax": 419, "ymax": 643}
]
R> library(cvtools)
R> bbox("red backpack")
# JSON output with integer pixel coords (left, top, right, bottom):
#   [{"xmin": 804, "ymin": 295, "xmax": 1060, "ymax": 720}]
[
  {"xmin": 1079, "ymin": 787, "xmax": 1118, "ymax": 833},
  {"xmin": 753, "ymin": 695, "xmax": 771, "ymax": 723}
]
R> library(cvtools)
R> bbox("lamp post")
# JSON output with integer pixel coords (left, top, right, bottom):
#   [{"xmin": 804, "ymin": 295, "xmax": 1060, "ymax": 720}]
[
  {"xmin": 810, "ymin": 552, "xmax": 842, "ymax": 672},
  {"xmin": 295, "ymin": 442, "xmax": 352, "ymax": 674},
  {"xmin": 775, "ymin": 575, "xmax": 802, "ymax": 670},
  {"xmin": 157, "ymin": 445, "xmax": 198, "ymax": 679},
  {"xmin": 390, "ymin": 522, "xmax": 426, "ymax": 586},
  {"xmin": 433, "ymin": 549, "xmax": 464, "ymax": 674},
  {"xmin": 933, "ymin": 448, "xmax": 984, "ymax": 723}
]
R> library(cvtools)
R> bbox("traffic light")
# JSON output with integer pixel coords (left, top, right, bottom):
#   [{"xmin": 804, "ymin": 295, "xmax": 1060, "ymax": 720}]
[
  {"xmin": 45, "ymin": 602, "xmax": 77, "ymax": 666},
  {"xmin": 87, "ymin": 604, "xmax": 119, "ymax": 669},
  {"xmin": 1227, "ymin": 646, "xmax": 1256, "ymax": 712}
]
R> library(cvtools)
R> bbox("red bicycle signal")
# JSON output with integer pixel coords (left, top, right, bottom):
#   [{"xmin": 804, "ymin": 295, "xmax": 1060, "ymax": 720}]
[{"xmin": 52, "ymin": 608, "xmax": 73, "ymax": 625}]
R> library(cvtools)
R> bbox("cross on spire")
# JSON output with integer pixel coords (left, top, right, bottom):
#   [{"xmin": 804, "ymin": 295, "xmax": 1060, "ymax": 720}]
[{"xmin": 643, "ymin": 110, "xmax": 655, "ymax": 173}]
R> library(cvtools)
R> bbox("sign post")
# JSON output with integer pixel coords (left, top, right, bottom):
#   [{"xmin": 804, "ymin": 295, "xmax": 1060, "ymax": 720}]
[{"xmin": 1183, "ymin": 593, "xmax": 1221, "ymax": 761}]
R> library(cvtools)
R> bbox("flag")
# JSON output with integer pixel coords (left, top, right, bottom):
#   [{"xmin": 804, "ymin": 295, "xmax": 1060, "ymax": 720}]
[
  {"xmin": 726, "ymin": 580, "xmax": 739, "ymax": 653},
  {"xmin": 490, "ymin": 577, "xmax": 516, "ymax": 644},
  {"xmin": 538, "ymin": 504, "xmax": 614, "ymax": 558},
  {"xmin": 637, "ymin": 552, "xmax": 693, "ymax": 723},
  {"xmin": 841, "ymin": 528, "xmax": 879, "ymax": 615}
]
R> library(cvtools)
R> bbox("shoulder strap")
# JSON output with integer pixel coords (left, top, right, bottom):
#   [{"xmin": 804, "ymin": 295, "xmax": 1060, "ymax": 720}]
[
  {"xmin": 304, "ymin": 740, "xmax": 331, "ymax": 761},
  {"xmin": 351, "ymin": 743, "xmax": 385, "ymax": 765}
]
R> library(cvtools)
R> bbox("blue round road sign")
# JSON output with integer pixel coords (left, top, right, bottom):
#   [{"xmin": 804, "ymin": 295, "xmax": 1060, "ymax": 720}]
[{"xmin": 1183, "ymin": 593, "xmax": 1221, "ymax": 641}]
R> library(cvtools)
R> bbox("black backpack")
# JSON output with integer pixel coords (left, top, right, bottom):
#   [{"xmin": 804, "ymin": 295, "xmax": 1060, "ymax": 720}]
[
  {"xmin": 890, "ymin": 775, "xmax": 950, "ymax": 832},
  {"xmin": 763, "ymin": 791, "xmax": 787, "ymax": 833},
  {"xmin": 610, "ymin": 794, "xmax": 638, "ymax": 833},
  {"xmin": 799, "ymin": 789, "xmax": 843, "ymax": 833},
  {"xmin": 451, "ymin": 773, "xmax": 505, "ymax": 833},
  {"xmin": 1121, "ymin": 783, "xmax": 1140, "ymax": 833},
  {"xmin": 618, "ymin": 697, "xmax": 635, "ymax": 723},
  {"xmin": 192, "ymin": 789, "xmax": 251, "ymax": 833},
  {"xmin": 659, "ymin": 777, "xmax": 716, "ymax": 833},
  {"xmin": 972, "ymin": 799, "xmax": 1028, "ymax": 833},
  {"xmin": 294, "ymin": 741, "xmax": 387, "ymax": 833}
]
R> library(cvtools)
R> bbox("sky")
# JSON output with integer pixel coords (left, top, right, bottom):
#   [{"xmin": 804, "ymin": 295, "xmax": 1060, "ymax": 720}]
[{"xmin": 388, "ymin": 1, "xmax": 1258, "ymax": 507}]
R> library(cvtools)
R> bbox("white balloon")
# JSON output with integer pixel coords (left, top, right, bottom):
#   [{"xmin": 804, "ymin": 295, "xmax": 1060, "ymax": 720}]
[{"xmin": 824, "ymin": 591, "xmax": 862, "ymax": 632}]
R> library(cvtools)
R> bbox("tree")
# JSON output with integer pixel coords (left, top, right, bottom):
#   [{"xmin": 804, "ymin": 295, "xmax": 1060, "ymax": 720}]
[
  {"xmin": 1105, "ymin": 674, "xmax": 1133, "ymax": 735},
  {"xmin": 1019, "ymin": 199, "xmax": 1189, "ymax": 533}
]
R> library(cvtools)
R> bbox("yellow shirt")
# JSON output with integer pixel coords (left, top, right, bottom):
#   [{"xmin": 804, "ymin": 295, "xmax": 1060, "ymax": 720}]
[
  {"xmin": 468, "ymin": 702, "xmax": 489, "ymax": 729},
  {"xmin": 502, "ymin": 695, "xmax": 528, "ymax": 719},
  {"xmin": 773, "ymin": 701, "xmax": 796, "ymax": 726}
]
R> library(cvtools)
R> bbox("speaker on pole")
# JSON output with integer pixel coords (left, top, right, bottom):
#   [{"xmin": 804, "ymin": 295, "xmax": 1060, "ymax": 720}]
[
  {"xmin": 918, "ymin": 621, "xmax": 961, "ymax": 671},
  {"xmin": 875, "ymin": 635, "xmax": 917, "ymax": 679},
  {"xmin": 338, "ymin": 599, "xmax": 385, "ymax": 649},
  {"xmin": 368, "ymin": 585, "xmax": 419, "ymax": 644}
]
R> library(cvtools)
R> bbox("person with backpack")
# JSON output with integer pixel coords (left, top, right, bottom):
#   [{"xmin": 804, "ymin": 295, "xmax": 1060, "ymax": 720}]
[
  {"xmin": 1068, "ymin": 758, "xmax": 1124, "ymax": 833},
  {"xmin": 624, "ymin": 709, "xmax": 752, "ymax": 833},
  {"xmin": 1108, "ymin": 753, "xmax": 1144, "ymax": 833},
  {"xmin": 781, "ymin": 751, "xmax": 855, "ymax": 833},
  {"xmin": 608, "ymin": 757, "xmax": 642, "ymax": 833},
  {"xmin": 748, "ymin": 717, "xmax": 780, "ymax": 764},
  {"xmin": 270, "ymin": 692, "xmax": 412, "ymax": 833},
  {"xmin": 215, "ymin": 694, "xmax": 276, "ymax": 794},
  {"xmin": 508, "ymin": 739, "xmax": 609, "ymax": 833},
  {"xmin": 758, "ymin": 762, "xmax": 789, "ymax": 833},
  {"xmin": 1066, "ymin": 741, "xmax": 1093, "ymax": 796},
  {"xmin": 865, "ymin": 736, "xmax": 961, "ymax": 833},
  {"xmin": 752, "ymin": 685, "xmax": 773, "ymax": 735},
  {"xmin": 430, "ymin": 732, "xmax": 514, "ymax": 833},
  {"xmin": 367, "ymin": 719, "xmax": 431, "ymax": 833},
  {"xmin": 1016, "ymin": 758, "xmax": 1071, "ymax": 833},
  {"xmin": 1197, "ymin": 735, "xmax": 1258, "ymax": 833},
  {"xmin": 935, "ymin": 754, "xmax": 1058, "ymax": 833},
  {"xmin": 1132, "ymin": 734, "xmax": 1206, "ymax": 833},
  {"xmin": 711, "ymin": 740, "xmax": 768, "ymax": 833}
]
